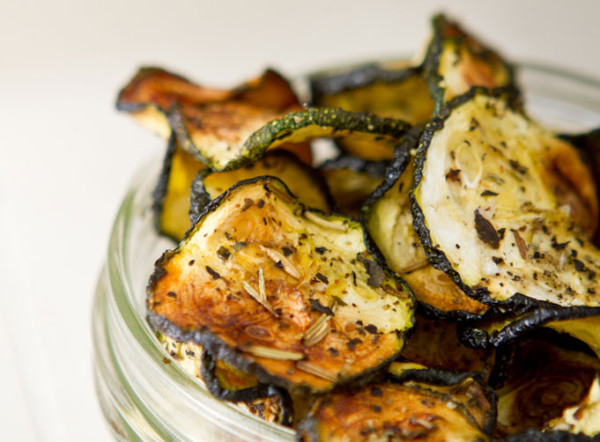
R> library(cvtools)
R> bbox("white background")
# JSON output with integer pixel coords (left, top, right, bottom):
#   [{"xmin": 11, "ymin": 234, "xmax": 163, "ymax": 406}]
[{"xmin": 1, "ymin": 1, "xmax": 599, "ymax": 440}]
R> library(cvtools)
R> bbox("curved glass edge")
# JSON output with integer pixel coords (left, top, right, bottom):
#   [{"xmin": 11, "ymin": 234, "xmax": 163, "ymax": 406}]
[{"xmin": 99, "ymin": 159, "xmax": 295, "ymax": 440}]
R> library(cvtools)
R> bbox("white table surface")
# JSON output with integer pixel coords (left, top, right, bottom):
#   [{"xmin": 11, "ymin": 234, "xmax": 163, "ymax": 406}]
[{"xmin": 1, "ymin": 0, "xmax": 599, "ymax": 440}]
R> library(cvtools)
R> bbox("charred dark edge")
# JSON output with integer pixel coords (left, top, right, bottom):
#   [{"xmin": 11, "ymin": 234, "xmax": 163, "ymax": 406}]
[
  {"xmin": 115, "ymin": 66, "xmax": 195, "ymax": 113},
  {"xmin": 146, "ymin": 175, "xmax": 415, "ymax": 393},
  {"xmin": 423, "ymin": 13, "xmax": 518, "ymax": 115},
  {"xmin": 318, "ymin": 155, "xmax": 390, "ymax": 180},
  {"xmin": 151, "ymin": 132, "xmax": 178, "ymax": 240},
  {"xmin": 200, "ymin": 349, "xmax": 273, "ymax": 403},
  {"xmin": 500, "ymin": 429, "xmax": 594, "ymax": 441},
  {"xmin": 148, "ymin": 311, "xmax": 408, "ymax": 395},
  {"xmin": 410, "ymin": 86, "xmax": 600, "ymax": 317},
  {"xmin": 361, "ymin": 124, "xmax": 487, "ymax": 322},
  {"xmin": 189, "ymin": 150, "xmax": 334, "ymax": 231},
  {"xmin": 188, "ymin": 169, "xmax": 213, "ymax": 226},
  {"xmin": 457, "ymin": 305, "xmax": 600, "ymax": 350},
  {"xmin": 172, "ymin": 106, "xmax": 413, "ymax": 172},
  {"xmin": 309, "ymin": 64, "xmax": 422, "ymax": 106},
  {"xmin": 387, "ymin": 368, "xmax": 497, "ymax": 436}
]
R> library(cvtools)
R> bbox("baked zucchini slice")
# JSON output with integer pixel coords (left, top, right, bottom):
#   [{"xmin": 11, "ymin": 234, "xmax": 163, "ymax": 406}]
[
  {"xmin": 548, "ymin": 374, "xmax": 600, "ymax": 438},
  {"xmin": 155, "ymin": 333, "xmax": 292, "ymax": 425},
  {"xmin": 116, "ymin": 66, "xmax": 312, "ymax": 170},
  {"xmin": 362, "ymin": 133, "xmax": 489, "ymax": 320},
  {"xmin": 412, "ymin": 88, "xmax": 600, "ymax": 318},
  {"xmin": 147, "ymin": 176, "xmax": 414, "ymax": 394},
  {"xmin": 400, "ymin": 314, "xmax": 496, "ymax": 379},
  {"xmin": 387, "ymin": 363, "xmax": 497, "ymax": 434},
  {"xmin": 318, "ymin": 155, "xmax": 389, "ymax": 218},
  {"xmin": 494, "ymin": 337, "xmax": 600, "ymax": 437},
  {"xmin": 153, "ymin": 133, "xmax": 205, "ymax": 241},
  {"xmin": 310, "ymin": 64, "xmax": 434, "ymax": 125},
  {"xmin": 423, "ymin": 14, "xmax": 516, "ymax": 113},
  {"xmin": 189, "ymin": 150, "xmax": 332, "ymax": 225},
  {"xmin": 297, "ymin": 375, "xmax": 490, "ymax": 441}
]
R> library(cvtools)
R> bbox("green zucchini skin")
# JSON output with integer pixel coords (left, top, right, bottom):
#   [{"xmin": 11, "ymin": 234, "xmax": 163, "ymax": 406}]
[
  {"xmin": 172, "ymin": 107, "xmax": 412, "ymax": 170},
  {"xmin": 147, "ymin": 175, "xmax": 415, "ymax": 395},
  {"xmin": 410, "ymin": 86, "xmax": 600, "ymax": 321},
  {"xmin": 423, "ymin": 14, "xmax": 518, "ymax": 114},
  {"xmin": 188, "ymin": 150, "xmax": 334, "ymax": 225}
]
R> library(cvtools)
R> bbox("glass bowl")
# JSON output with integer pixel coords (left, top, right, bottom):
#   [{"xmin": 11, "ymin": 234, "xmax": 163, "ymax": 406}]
[{"xmin": 92, "ymin": 63, "xmax": 600, "ymax": 441}]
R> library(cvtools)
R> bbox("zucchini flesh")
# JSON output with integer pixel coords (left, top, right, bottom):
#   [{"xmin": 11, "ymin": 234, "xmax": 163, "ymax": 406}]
[
  {"xmin": 189, "ymin": 151, "xmax": 332, "ymax": 225},
  {"xmin": 495, "ymin": 338, "xmax": 600, "ymax": 437},
  {"xmin": 401, "ymin": 315, "xmax": 496, "ymax": 380},
  {"xmin": 413, "ymin": 89, "xmax": 600, "ymax": 311},
  {"xmin": 155, "ymin": 333, "xmax": 291, "ymax": 424},
  {"xmin": 362, "ymin": 146, "xmax": 489, "ymax": 319},
  {"xmin": 310, "ymin": 64, "xmax": 434, "ymax": 125},
  {"xmin": 318, "ymin": 155, "xmax": 388, "ymax": 218},
  {"xmin": 153, "ymin": 134, "xmax": 205, "ymax": 241},
  {"xmin": 148, "ymin": 177, "xmax": 414, "ymax": 393},
  {"xmin": 117, "ymin": 66, "xmax": 312, "ymax": 170},
  {"xmin": 297, "ymin": 380, "xmax": 489, "ymax": 441},
  {"xmin": 424, "ymin": 14, "xmax": 516, "ymax": 112}
]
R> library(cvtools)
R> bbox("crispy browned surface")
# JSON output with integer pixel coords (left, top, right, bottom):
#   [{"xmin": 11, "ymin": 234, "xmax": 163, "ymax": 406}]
[
  {"xmin": 404, "ymin": 266, "xmax": 489, "ymax": 317},
  {"xmin": 496, "ymin": 339, "xmax": 600, "ymax": 437},
  {"xmin": 402, "ymin": 315, "xmax": 495, "ymax": 377},
  {"xmin": 117, "ymin": 67, "xmax": 311, "ymax": 166},
  {"xmin": 299, "ymin": 383, "xmax": 486, "ymax": 441},
  {"xmin": 149, "ymin": 179, "xmax": 413, "ymax": 392}
]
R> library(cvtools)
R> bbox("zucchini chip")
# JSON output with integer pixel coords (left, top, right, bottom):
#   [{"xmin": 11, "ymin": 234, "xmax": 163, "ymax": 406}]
[
  {"xmin": 117, "ymin": 66, "xmax": 312, "ymax": 169},
  {"xmin": 153, "ymin": 133, "xmax": 205, "ymax": 241},
  {"xmin": 548, "ymin": 374, "xmax": 600, "ymax": 438},
  {"xmin": 362, "ymin": 133, "xmax": 489, "ymax": 320},
  {"xmin": 494, "ymin": 338, "xmax": 600, "ymax": 437},
  {"xmin": 424, "ymin": 14, "xmax": 516, "ymax": 112},
  {"xmin": 147, "ymin": 177, "xmax": 414, "ymax": 393},
  {"xmin": 459, "ymin": 308, "xmax": 600, "ymax": 355},
  {"xmin": 318, "ymin": 155, "xmax": 389, "ymax": 217},
  {"xmin": 297, "ymin": 375, "xmax": 490, "ymax": 441},
  {"xmin": 189, "ymin": 151, "xmax": 332, "ymax": 225},
  {"xmin": 155, "ymin": 333, "xmax": 291, "ymax": 425},
  {"xmin": 310, "ymin": 64, "xmax": 434, "ymax": 125},
  {"xmin": 412, "ymin": 88, "xmax": 600, "ymax": 317},
  {"xmin": 388, "ymin": 363, "xmax": 497, "ymax": 434},
  {"xmin": 401, "ymin": 315, "xmax": 496, "ymax": 380}
]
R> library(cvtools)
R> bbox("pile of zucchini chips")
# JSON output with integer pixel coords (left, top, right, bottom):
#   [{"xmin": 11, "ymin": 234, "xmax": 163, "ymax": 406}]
[{"xmin": 117, "ymin": 14, "xmax": 600, "ymax": 441}]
